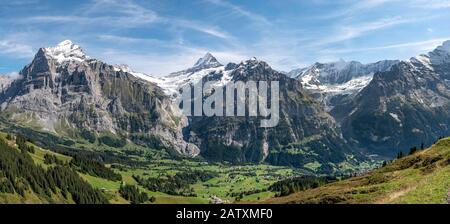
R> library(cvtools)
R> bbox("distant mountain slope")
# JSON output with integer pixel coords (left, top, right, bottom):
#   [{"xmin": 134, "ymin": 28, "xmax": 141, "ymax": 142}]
[
  {"xmin": 265, "ymin": 137, "xmax": 450, "ymax": 204},
  {"xmin": 158, "ymin": 53, "xmax": 229, "ymax": 97},
  {"xmin": 184, "ymin": 58, "xmax": 366, "ymax": 172},
  {"xmin": 333, "ymin": 41, "xmax": 450, "ymax": 157},
  {"xmin": 117, "ymin": 53, "xmax": 230, "ymax": 98},
  {"xmin": 112, "ymin": 53, "xmax": 368, "ymax": 171},
  {"xmin": 291, "ymin": 60, "xmax": 399, "ymax": 86},
  {"xmin": 289, "ymin": 60, "xmax": 398, "ymax": 111}
]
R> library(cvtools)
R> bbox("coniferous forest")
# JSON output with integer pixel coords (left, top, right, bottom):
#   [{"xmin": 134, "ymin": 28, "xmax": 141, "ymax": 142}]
[{"xmin": 0, "ymin": 137, "xmax": 108, "ymax": 204}]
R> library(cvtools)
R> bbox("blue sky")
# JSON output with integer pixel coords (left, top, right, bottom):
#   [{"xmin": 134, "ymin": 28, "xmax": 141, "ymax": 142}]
[{"xmin": 1, "ymin": 0, "xmax": 450, "ymax": 76}]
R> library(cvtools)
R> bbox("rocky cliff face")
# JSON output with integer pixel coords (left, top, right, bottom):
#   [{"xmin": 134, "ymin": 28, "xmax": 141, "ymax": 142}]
[
  {"xmin": 183, "ymin": 58, "xmax": 364, "ymax": 172},
  {"xmin": 333, "ymin": 41, "xmax": 450, "ymax": 157},
  {"xmin": 0, "ymin": 40, "xmax": 199, "ymax": 156}
]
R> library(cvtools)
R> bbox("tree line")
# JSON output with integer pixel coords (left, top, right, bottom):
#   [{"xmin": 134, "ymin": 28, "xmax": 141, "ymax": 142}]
[
  {"xmin": 133, "ymin": 170, "xmax": 217, "ymax": 197},
  {"xmin": 269, "ymin": 175, "xmax": 336, "ymax": 196},
  {"xmin": 0, "ymin": 137, "xmax": 108, "ymax": 204},
  {"xmin": 69, "ymin": 154, "xmax": 122, "ymax": 181},
  {"xmin": 119, "ymin": 184, "xmax": 155, "ymax": 204}
]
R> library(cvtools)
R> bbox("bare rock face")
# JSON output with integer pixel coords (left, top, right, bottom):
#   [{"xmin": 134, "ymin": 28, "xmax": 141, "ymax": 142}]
[
  {"xmin": 183, "ymin": 58, "xmax": 364, "ymax": 172},
  {"xmin": 332, "ymin": 41, "xmax": 450, "ymax": 157},
  {"xmin": 0, "ymin": 40, "xmax": 199, "ymax": 156}
]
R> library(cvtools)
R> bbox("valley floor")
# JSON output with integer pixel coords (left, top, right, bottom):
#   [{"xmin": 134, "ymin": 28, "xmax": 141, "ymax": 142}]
[{"xmin": 0, "ymin": 131, "xmax": 304, "ymax": 204}]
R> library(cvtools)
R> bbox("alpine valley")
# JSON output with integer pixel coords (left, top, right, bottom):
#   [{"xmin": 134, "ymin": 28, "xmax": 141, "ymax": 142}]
[{"xmin": 2, "ymin": 40, "xmax": 450, "ymax": 204}]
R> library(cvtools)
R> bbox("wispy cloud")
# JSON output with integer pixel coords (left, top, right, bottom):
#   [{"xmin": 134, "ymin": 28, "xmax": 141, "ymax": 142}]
[
  {"xmin": 16, "ymin": 0, "xmax": 232, "ymax": 40},
  {"xmin": 164, "ymin": 18, "xmax": 232, "ymax": 40},
  {"xmin": 97, "ymin": 35, "xmax": 165, "ymax": 44},
  {"xmin": 4, "ymin": 71, "xmax": 22, "ymax": 79},
  {"xmin": 0, "ymin": 39, "xmax": 34, "ymax": 58},
  {"xmin": 321, "ymin": 37, "xmax": 450, "ymax": 54},
  {"xmin": 204, "ymin": 0, "xmax": 271, "ymax": 26},
  {"xmin": 315, "ymin": 16, "xmax": 431, "ymax": 46},
  {"xmin": 0, "ymin": 0, "xmax": 39, "ymax": 9},
  {"xmin": 317, "ymin": 0, "xmax": 393, "ymax": 20},
  {"xmin": 410, "ymin": 0, "xmax": 450, "ymax": 8}
]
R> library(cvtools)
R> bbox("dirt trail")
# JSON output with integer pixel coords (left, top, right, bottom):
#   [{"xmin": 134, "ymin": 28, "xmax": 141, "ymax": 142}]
[{"xmin": 375, "ymin": 186, "xmax": 417, "ymax": 204}]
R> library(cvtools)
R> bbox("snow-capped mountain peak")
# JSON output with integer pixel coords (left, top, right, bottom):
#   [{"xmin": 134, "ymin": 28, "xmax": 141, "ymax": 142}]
[
  {"xmin": 192, "ymin": 52, "xmax": 222, "ymax": 69},
  {"xmin": 291, "ymin": 59, "xmax": 399, "ymax": 111},
  {"xmin": 43, "ymin": 40, "xmax": 88, "ymax": 64},
  {"xmin": 168, "ymin": 53, "xmax": 222, "ymax": 79}
]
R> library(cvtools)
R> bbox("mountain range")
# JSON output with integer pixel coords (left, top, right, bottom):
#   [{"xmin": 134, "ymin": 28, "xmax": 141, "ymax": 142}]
[
  {"xmin": 2, "ymin": 40, "xmax": 450, "ymax": 173},
  {"xmin": 290, "ymin": 59, "xmax": 399, "ymax": 111},
  {"xmin": 334, "ymin": 41, "xmax": 450, "ymax": 157}
]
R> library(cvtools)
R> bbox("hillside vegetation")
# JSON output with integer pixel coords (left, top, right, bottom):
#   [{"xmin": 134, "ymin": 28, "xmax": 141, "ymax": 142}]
[
  {"xmin": 0, "ymin": 133, "xmax": 108, "ymax": 204},
  {"xmin": 0, "ymin": 132, "xmax": 304, "ymax": 204},
  {"xmin": 264, "ymin": 138, "xmax": 450, "ymax": 204}
]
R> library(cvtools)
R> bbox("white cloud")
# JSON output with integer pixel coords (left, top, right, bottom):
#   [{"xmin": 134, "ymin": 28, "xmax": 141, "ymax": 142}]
[
  {"xmin": 205, "ymin": 0, "xmax": 271, "ymax": 26},
  {"xmin": 410, "ymin": 0, "xmax": 450, "ymax": 8},
  {"xmin": 164, "ymin": 18, "xmax": 233, "ymax": 40},
  {"xmin": 315, "ymin": 16, "xmax": 429, "ymax": 46},
  {"xmin": 17, "ymin": 0, "xmax": 232, "ymax": 40},
  {"xmin": 6, "ymin": 71, "xmax": 22, "ymax": 80},
  {"xmin": 316, "ymin": 0, "xmax": 393, "ymax": 19},
  {"xmin": 0, "ymin": 39, "xmax": 34, "ymax": 58},
  {"xmin": 97, "ymin": 35, "xmax": 164, "ymax": 44},
  {"xmin": 321, "ymin": 37, "xmax": 450, "ymax": 54}
]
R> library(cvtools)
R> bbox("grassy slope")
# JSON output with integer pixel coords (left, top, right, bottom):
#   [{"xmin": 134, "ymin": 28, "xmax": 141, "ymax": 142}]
[{"xmin": 264, "ymin": 138, "xmax": 450, "ymax": 204}]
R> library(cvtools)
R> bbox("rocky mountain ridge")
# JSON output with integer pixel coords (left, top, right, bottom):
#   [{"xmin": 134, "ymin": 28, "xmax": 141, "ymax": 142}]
[
  {"xmin": 0, "ymin": 40, "xmax": 200, "ymax": 156},
  {"xmin": 333, "ymin": 41, "xmax": 450, "ymax": 157}
]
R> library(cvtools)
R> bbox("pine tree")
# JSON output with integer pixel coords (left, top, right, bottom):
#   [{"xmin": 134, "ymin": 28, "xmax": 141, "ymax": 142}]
[
  {"xmin": 397, "ymin": 151, "xmax": 404, "ymax": 159},
  {"xmin": 409, "ymin": 146, "xmax": 417, "ymax": 155}
]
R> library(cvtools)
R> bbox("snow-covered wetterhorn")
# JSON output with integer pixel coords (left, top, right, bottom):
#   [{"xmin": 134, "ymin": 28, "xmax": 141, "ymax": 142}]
[
  {"xmin": 0, "ymin": 40, "xmax": 200, "ymax": 157},
  {"xmin": 43, "ymin": 40, "xmax": 88, "ymax": 64}
]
